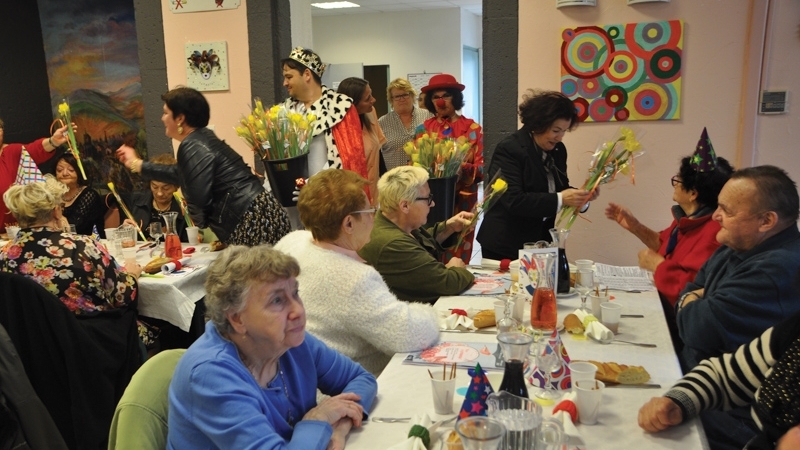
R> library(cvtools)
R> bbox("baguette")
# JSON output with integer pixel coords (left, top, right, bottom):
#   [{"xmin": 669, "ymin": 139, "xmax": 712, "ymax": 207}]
[
  {"xmin": 563, "ymin": 313, "xmax": 585, "ymax": 334},
  {"xmin": 472, "ymin": 310, "xmax": 496, "ymax": 328},
  {"xmin": 587, "ymin": 360, "xmax": 651, "ymax": 385},
  {"xmin": 144, "ymin": 257, "xmax": 173, "ymax": 274}
]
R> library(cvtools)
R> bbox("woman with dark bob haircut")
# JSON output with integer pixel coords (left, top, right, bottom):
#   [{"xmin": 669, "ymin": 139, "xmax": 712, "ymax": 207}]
[
  {"xmin": 116, "ymin": 87, "xmax": 291, "ymax": 246},
  {"xmin": 415, "ymin": 73, "xmax": 483, "ymax": 264},
  {"xmin": 55, "ymin": 153, "xmax": 107, "ymax": 236},
  {"xmin": 606, "ymin": 128, "xmax": 733, "ymax": 345},
  {"xmin": 477, "ymin": 89, "xmax": 598, "ymax": 260}
]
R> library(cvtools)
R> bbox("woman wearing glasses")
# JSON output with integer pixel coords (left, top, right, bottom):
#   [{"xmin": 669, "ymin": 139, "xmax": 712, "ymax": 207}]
[
  {"xmin": 358, "ymin": 166, "xmax": 475, "ymax": 304},
  {"xmin": 274, "ymin": 169, "xmax": 439, "ymax": 375},
  {"xmin": 605, "ymin": 129, "xmax": 732, "ymax": 345},
  {"xmin": 416, "ymin": 74, "xmax": 483, "ymax": 264},
  {"xmin": 377, "ymin": 78, "xmax": 432, "ymax": 172}
]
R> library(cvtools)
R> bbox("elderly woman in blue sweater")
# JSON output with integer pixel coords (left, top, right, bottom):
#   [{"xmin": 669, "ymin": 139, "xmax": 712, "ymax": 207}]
[{"xmin": 167, "ymin": 245, "xmax": 376, "ymax": 450}]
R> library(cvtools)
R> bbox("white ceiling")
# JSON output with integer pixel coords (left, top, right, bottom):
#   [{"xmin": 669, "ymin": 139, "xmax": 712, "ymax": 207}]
[{"xmin": 310, "ymin": 0, "xmax": 482, "ymax": 17}]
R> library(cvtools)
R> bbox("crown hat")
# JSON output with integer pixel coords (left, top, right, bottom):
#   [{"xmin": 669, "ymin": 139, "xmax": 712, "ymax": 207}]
[
  {"xmin": 690, "ymin": 127, "xmax": 718, "ymax": 172},
  {"xmin": 288, "ymin": 47, "xmax": 326, "ymax": 78}
]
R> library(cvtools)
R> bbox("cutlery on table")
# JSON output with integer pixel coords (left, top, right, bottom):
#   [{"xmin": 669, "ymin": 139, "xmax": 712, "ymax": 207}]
[
  {"xmin": 371, "ymin": 417, "xmax": 411, "ymax": 423},
  {"xmin": 587, "ymin": 334, "xmax": 657, "ymax": 348},
  {"xmin": 440, "ymin": 329, "xmax": 497, "ymax": 335},
  {"xmin": 621, "ymin": 314, "xmax": 644, "ymax": 318},
  {"xmin": 606, "ymin": 383, "xmax": 662, "ymax": 389}
]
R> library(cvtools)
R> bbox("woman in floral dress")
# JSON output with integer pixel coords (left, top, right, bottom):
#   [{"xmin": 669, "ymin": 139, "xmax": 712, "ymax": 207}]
[{"xmin": 0, "ymin": 176, "xmax": 150, "ymax": 343}]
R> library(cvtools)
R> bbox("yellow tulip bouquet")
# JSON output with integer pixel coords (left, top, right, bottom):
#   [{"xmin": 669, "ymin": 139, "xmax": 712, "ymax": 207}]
[
  {"xmin": 557, "ymin": 126, "xmax": 644, "ymax": 229},
  {"xmin": 403, "ymin": 132, "xmax": 472, "ymax": 179},
  {"xmin": 454, "ymin": 170, "xmax": 509, "ymax": 251},
  {"xmin": 235, "ymin": 98, "xmax": 317, "ymax": 161}
]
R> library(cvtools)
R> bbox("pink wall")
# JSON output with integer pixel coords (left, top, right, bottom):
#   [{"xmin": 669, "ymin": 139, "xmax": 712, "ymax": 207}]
[
  {"xmin": 518, "ymin": 0, "xmax": 797, "ymax": 266},
  {"xmin": 160, "ymin": 0, "xmax": 256, "ymax": 168}
]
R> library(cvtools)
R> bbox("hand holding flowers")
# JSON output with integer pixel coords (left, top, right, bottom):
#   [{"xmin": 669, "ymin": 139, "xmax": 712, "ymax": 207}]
[
  {"xmin": 556, "ymin": 126, "xmax": 643, "ymax": 229},
  {"xmin": 56, "ymin": 100, "xmax": 87, "ymax": 180},
  {"xmin": 453, "ymin": 171, "xmax": 509, "ymax": 251},
  {"xmin": 403, "ymin": 132, "xmax": 471, "ymax": 179}
]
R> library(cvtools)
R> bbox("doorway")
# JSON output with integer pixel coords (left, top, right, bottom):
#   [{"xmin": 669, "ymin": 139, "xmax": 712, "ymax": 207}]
[{"xmin": 364, "ymin": 65, "xmax": 390, "ymax": 118}]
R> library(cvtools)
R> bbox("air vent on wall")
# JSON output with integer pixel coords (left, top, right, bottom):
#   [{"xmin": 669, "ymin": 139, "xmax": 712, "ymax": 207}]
[{"xmin": 760, "ymin": 90, "xmax": 788, "ymax": 114}]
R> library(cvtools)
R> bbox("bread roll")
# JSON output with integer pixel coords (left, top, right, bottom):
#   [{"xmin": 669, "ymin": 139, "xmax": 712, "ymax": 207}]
[
  {"xmin": 587, "ymin": 360, "xmax": 651, "ymax": 385},
  {"xmin": 473, "ymin": 310, "xmax": 496, "ymax": 328},
  {"xmin": 144, "ymin": 257, "xmax": 173, "ymax": 274},
  {"xmin": 563, "ymin": 313, "xmax": 584, "ymax": 334},
  {"xmin": 445, "ymin": 430, "xmax": 463, "ymax": 450}
]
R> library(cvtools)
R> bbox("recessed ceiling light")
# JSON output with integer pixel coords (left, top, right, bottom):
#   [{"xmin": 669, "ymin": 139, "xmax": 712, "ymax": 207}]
[{"xmin": 311, "ymin": 1, "xmax": 360, "ymax": 9}]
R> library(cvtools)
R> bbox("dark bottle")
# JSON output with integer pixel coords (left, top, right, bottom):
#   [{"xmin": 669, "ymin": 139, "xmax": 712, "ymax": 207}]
[
  {"xmin": 557, "ymin": 248, "xmax": 570, "ymax": 294},
  {"xmin": 499, "ymin": 359, "xmax": 529, "ymax": 398}
]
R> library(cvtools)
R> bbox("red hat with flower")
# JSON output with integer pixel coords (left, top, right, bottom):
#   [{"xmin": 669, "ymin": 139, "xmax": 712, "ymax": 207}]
[{"xmin": 421, "ymin": 74, "xmax": 465, "ymax": 93}]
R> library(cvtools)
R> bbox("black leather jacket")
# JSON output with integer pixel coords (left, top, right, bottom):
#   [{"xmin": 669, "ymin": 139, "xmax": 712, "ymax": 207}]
[{"xmin": 143, "ymin": 128, "xmax": 263, "ymax": 243}]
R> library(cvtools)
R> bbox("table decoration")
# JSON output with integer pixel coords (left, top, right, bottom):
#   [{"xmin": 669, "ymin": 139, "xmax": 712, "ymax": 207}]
[
  {"xmin": 458, "ymin": 363, "xmax": 495, "ymax": 419},
  {"xmin": 529, "ymin": 330, "xmax": 572, "ymax": 390},
  {"xmin": 403, "ymin": 342, "xmax": 504, "ymax": 372},
  {"xmin": 438, "ymin": 309, "xmax": 477, "ymax": 331},
  {"xmin": 556, "ymin": 126, "xmax": 644, "ymax": 229}
]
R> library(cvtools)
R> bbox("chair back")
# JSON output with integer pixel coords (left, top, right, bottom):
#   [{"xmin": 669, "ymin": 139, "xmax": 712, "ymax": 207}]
[
  {"xmin": 108, "ymin": 349, "xmax": 186, "ymax": 450},
  {"xmin": 0, "ymin": 272, "xmax": 141, "ymax": 449}
]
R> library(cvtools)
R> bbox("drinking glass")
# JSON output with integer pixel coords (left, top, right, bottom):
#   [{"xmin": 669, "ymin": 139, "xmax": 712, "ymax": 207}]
[
  {"xmin": 575, "ymin": 269, "xmax": 594, "ymax": 311},
  {"xmin": 149, "ymin": 222, "xmax": 163, "ymax": 246},
  {"xmin": 533, "ymin": 338, "xmax": 562, "ymax": 401}
]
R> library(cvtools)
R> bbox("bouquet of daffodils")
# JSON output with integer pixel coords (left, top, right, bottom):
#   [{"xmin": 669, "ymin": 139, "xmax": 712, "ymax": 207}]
[
  {"xmin": 557, "ymin": 126, "xmax": 643, "ymax": 229},
  {"xmin": 403, "ymin": 132, "xmax": 471, "ymax": 179},
  {"xmin": 454, "ymin": 171, "xmax": 509, "ymax": 250},
  {"xmin": 173, "ymin": 191, "xmax": 195, "ymax": 228},
  {"xmin": 56, "ymin": 100, "xmax": 87, "ymax": 180},
  {"xmin": 235, "ymin": 98, "xmax": 317, "ymax": 161}
]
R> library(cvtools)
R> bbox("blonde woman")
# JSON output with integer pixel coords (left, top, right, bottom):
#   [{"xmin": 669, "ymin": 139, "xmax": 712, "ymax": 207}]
[{"xmin": 378, "ymin": 78, "xmax": 432, "ymax": 171}]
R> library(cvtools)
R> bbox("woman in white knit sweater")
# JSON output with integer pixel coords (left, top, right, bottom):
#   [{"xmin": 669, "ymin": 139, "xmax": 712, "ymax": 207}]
[{"xmin": 274, "ymin": 169, "xmax": 439, "ymax": 375}]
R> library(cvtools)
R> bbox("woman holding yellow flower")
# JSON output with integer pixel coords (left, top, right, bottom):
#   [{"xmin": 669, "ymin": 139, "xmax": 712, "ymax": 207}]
[
  {"xmin": 116, "ymin": 87, "xmax": 291, "ymax": 246},
  {"xmin": 477, "ymin": 90, "xmax": 598, "ymax": 260}
]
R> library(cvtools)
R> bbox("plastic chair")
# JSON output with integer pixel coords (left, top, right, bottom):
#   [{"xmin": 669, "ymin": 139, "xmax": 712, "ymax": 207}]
[{"xmin": 107, "ymin": 349, "xmax": 186, "ymax": 450}]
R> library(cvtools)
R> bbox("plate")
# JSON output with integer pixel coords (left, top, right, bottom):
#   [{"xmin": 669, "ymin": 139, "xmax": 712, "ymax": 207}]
[{"xmin": 557, "ymin": 287, "xmax": 578, "ymax": 299}]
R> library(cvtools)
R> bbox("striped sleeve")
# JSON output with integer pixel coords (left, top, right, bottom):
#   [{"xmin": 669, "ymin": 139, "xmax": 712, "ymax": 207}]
[{"xmin": 665, "ymin": 327, "xmax": 777, "ymax": 422}]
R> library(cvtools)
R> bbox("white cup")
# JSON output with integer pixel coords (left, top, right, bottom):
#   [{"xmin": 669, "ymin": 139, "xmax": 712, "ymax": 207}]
[
  {"xmin": 600, "ymin": 302, "xmax": 622, "ymax": 334},
  {"xmin": 430, "ymin": 369, "xmax": 456, "ymax": 414},
  {"xmin": 569, "ymin": 362, "xmax": 598, "ymax": 391},
  {"xmin": 575, "ymin": 259, "xmax": 593, "ymax": 271},
  {"xmin": 121, "ymin": 247, "xmax": 138, "ymax": 268},
  {"xmin": 590, "ymin": 293, "xmax": 610, "ymax": 318},
  {"xmin": 104, "ymin": 228, "xmax": 117, "ymax": 240},
  {"xmin": 185, "ymin": 226, "xmax": 200, "ymax": 244},
  {"xmin": 575, "ymin": 380, "xmax": 605, "ymax": 425},
  {"xmin": 494, "ymin": 300, "xmax": 506, "ymax": 323},
  {"xmin": 5, "ymin": 226, "xmax": 20, "ymax": 239}
]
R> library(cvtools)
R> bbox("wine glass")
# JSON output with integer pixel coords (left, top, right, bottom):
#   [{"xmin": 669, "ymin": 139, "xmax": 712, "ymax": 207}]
[
  {"xmin": 534, "ymin": 338, "xmax": 562, "ymax": 401},
  {"xmin": 149, "ymin": 222, "xmax": 163, "ymax": 249},
  {"xmin": 576, "ymin": 269, "xmax": 594, "ymax": 312}
]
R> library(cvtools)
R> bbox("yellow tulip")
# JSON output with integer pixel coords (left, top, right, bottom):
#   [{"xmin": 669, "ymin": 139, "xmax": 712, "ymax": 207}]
[{"xmin": 491, "ymin": 178, "xmax": 508, "ymax": 192}]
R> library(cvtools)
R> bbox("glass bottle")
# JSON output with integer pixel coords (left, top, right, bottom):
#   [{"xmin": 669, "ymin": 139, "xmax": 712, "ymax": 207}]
[
  {"xmin": 496, "ymin": 295, "xmax": 519, "ymax": 334},
  {"xmin": 161, "ymin": 211, "xmax": 182, "ymax": 259},
  {"xmin": 530, "ymin": 253, "xmax": 557, "ymax": 332},
  {"xmin": 549, "ymin": 228, "xmax": 571, "ymax": 294},
  {"xmin": 497, "ymin": 332, "xmax": 533, "ymax": 399}
]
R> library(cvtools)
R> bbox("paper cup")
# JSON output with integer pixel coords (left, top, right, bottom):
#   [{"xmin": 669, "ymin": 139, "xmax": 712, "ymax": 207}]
[
  {"xmin": 104, "ymin": 228, "xmax": 117, "ymax": 240},
  {"xmin": 590, "ymin": 293, "xmax": 610, "ymax": 318},
  {"xmin": 600, "ymin": 302, "xmax": 622, "ymax": 334},
  {"xmin": 575, "ymin": 380, "xmax": 605, "ymax": 425},
  {"xmin": 575, "ymin": 259, "xmax": 593, "ymax": 271},
  {"xmin": 186, "ymin": 226, "xmax": 200, "ymax": 244},
  {"xmin": 569, "ymin": 362, "xmax": 598, "ymax": 391},
  {"xmin": 5, "ymin": 226, "xmax": 20, "ymax": 239},
  {"xmin": 121, "ymin": 247, "xmax": 138, "ymax": 267},
  {"xmin": 430, "ymin": 370, "xmax": 456, "ymax": 414},
  {"xmin": 494, "ymin": 300, "xmax": 506, "ymax": 323}
]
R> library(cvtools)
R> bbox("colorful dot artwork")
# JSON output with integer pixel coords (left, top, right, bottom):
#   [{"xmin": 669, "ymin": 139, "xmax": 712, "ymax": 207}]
[{"xmin": 561, "ymin": 20, "xmax": 683, "ymax": 122}]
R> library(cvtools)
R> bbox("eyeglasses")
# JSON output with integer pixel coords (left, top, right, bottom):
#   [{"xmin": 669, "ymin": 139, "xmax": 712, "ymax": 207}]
[
  {"xmin": 671, "ymin": 176, "xmax": 682, "ymax": 187},
  {"xmin": 350, "ymin": 207, "xmax": 376, "ymax": 216},
  {"xmin": 392, "ymin": 93, "xmax": 411, "ymax": 101},
  {"xmin": 415, "ymin": 194, "xmax": 434, "ymax": 206},
  {"xmin": 431, "ymin": 93, "xmax": 453, "ymax": 101}
]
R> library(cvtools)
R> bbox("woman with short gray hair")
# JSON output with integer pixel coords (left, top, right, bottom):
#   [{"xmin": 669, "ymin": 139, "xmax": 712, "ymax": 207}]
[{"xmin": 168, "ymin": 244, "xmax": 377, "ymax": 450}]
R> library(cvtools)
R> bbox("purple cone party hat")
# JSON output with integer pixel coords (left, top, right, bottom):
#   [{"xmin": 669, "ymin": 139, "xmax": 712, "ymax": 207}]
[
  {"xmin": 458, "ymin": 363, "xmax": 494, "ymax": 419},
  {"xmin": 690, "ymin": 127, "xmax": 718, "ymax": 172},
  {"xmin": 529, "ymin": 329, "xmax": 573, "ymax": 390}
]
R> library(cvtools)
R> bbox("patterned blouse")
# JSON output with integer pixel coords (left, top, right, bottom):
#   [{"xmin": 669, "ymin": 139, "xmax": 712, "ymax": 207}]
[
  {"xmin": 378, "ymin": 106, "xmax": 433, "ymax": 170},
  {"xmin": 0, "ymin": 227, "xmax": 137, "ymax": 315}
]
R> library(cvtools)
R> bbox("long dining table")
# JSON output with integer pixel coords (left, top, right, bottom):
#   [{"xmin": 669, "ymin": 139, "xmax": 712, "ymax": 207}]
[{"xmin": 345, "ymin": 287, "xmax": 709, "ymax": 449}]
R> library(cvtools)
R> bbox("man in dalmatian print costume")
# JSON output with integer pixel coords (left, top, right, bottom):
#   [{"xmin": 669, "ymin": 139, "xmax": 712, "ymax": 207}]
[{"xmin": 281, "ymin": 47, "xmax": 368, "ymax": 190}]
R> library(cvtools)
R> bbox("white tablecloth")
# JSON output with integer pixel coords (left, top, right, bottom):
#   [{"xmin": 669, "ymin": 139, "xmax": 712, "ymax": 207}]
[
  {"xmin": 135, "ymin": 243, "xmax": 219, "ymax": 331},
  {"xmin": 344, "ymin": 290, "xmax": 709, "ymax": 450}
]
